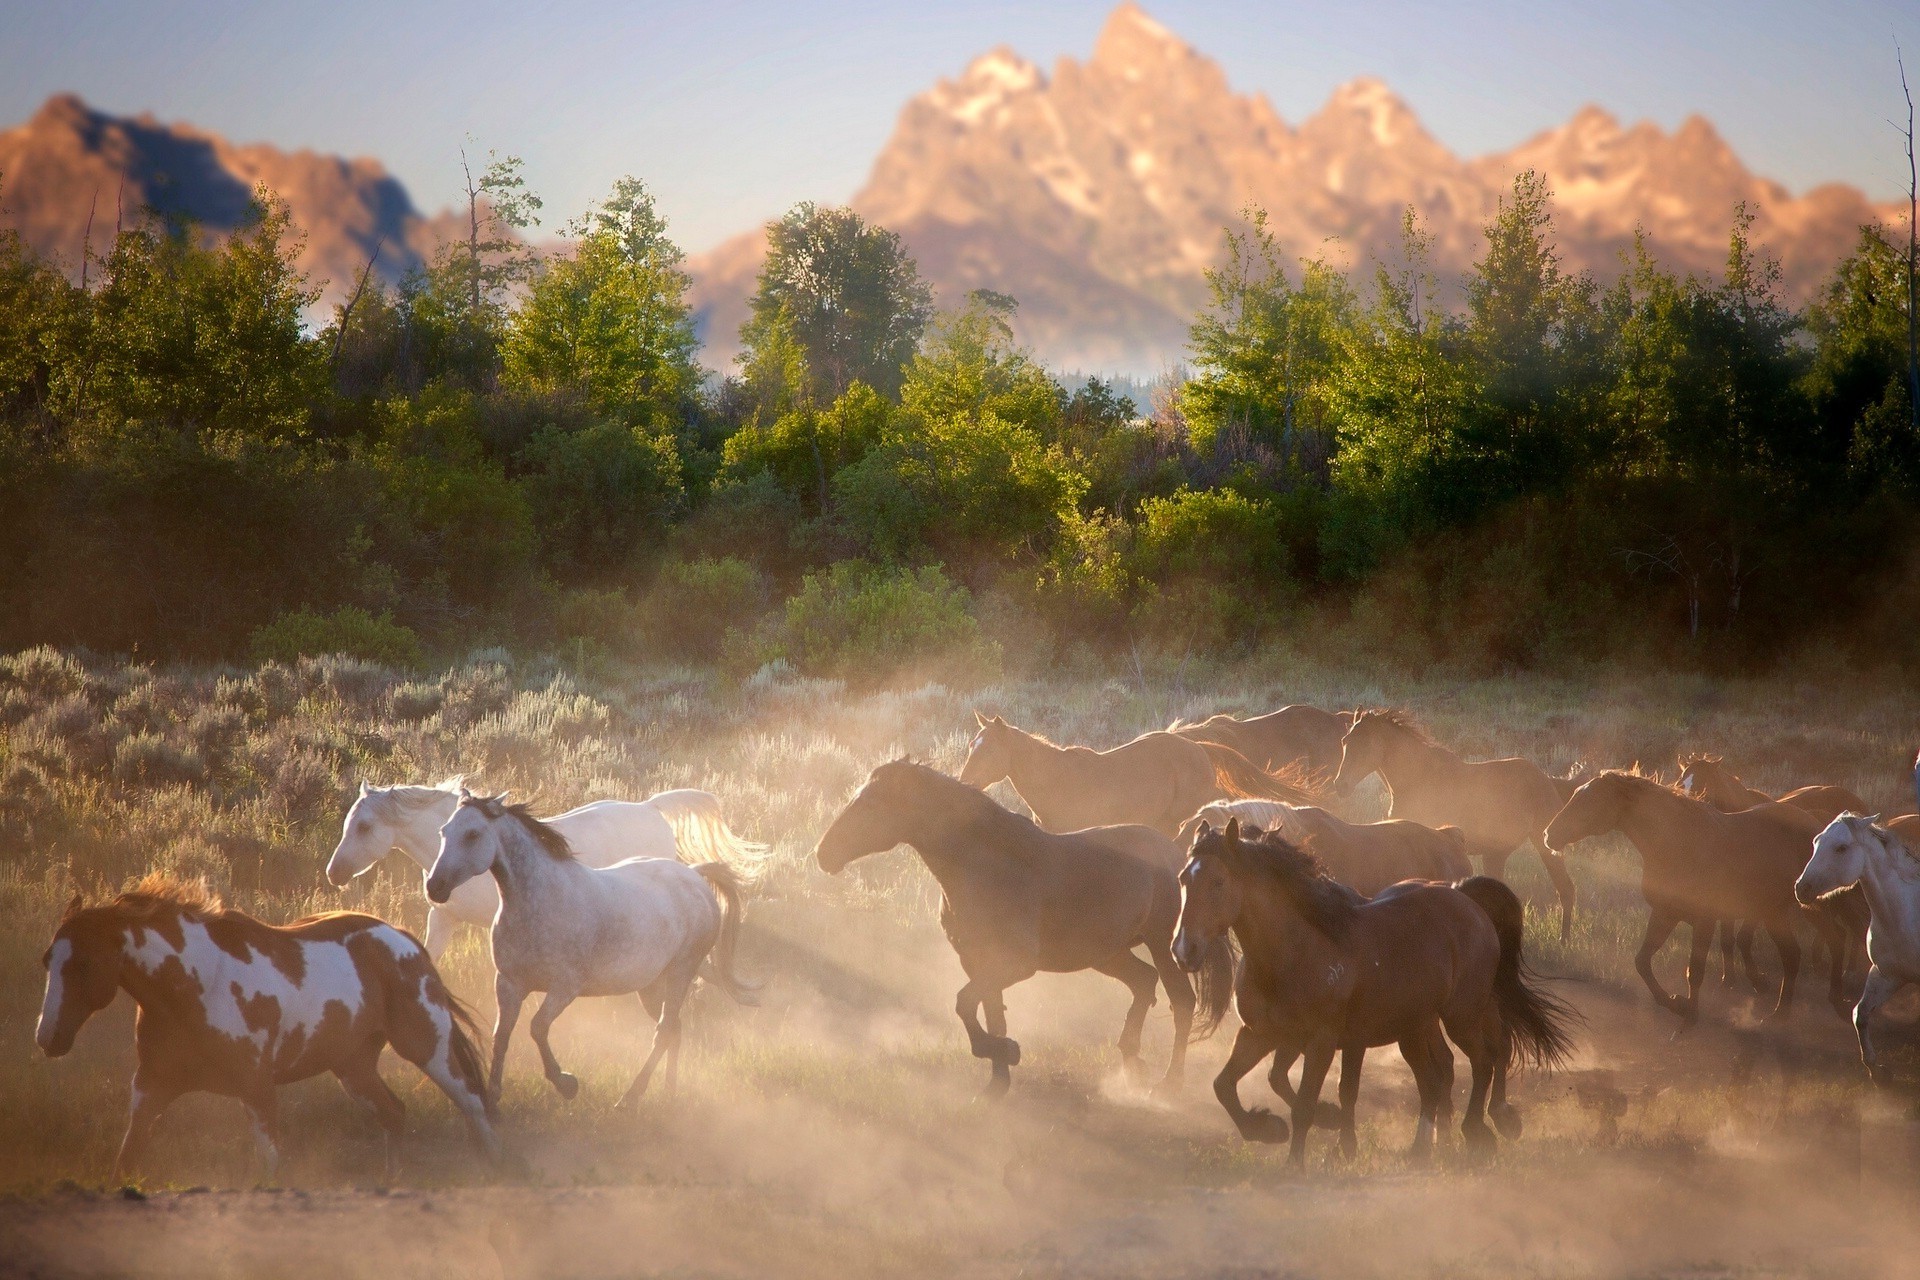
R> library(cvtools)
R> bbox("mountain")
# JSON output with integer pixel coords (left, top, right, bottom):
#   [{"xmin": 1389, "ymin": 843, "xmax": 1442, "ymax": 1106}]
[
  {"xmin": 688, "ymin": 2, "xmax": 1906, "ymax": 374},
  {"xmin": 0, "ymin": 94, "xmax": 453, "ymax": 302}
]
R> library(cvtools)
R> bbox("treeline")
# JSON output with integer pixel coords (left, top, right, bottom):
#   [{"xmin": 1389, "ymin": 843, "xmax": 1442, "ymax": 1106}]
[{"xmin": 1, "ymin": 161, "xmax": 1917, "ymax": 676}]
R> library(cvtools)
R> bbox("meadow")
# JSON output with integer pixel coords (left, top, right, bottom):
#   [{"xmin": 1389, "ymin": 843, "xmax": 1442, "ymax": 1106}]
[{"xmin": 2, "ymin": 642, "xmax": 1919, "ymax": 1278}]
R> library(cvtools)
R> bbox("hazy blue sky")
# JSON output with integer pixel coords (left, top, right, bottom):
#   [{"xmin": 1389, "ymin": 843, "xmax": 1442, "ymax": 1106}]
[{"xmin": 3, "ymin": 1, "xmax": 1915, "ymax": 252}]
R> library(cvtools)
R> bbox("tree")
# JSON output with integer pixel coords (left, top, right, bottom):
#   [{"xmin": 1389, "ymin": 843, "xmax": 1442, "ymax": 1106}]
[
  {"xmin": 501, "ymin": 176, "xmax": 699, "ymax": 428},
  {"xmin": 739, "ymin": 203, "xmax": 932, "ymax": 404},
  {"xmin": 900, "ymin": 290, "xmax": 1060, "ymax": 433}
]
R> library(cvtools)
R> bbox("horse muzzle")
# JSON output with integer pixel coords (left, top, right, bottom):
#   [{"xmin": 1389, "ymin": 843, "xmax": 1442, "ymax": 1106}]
[
  {"xmin": 424, "ymin": 875, "xmax": 454, "ymax": 905},
  {"xmin": 35, "ymin": 1020, "xmax": 75, "ymax": 1058},
  {"xmin": 1171, "ymin": 931, "xmax": 1204, "ymax": 973}
]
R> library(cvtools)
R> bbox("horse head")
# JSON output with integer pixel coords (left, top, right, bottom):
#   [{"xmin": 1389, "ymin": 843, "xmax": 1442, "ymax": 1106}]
[
  {"xmin": 957, "ymin": 712, "xmax": 1016, "ymax": 790},
  {"xmin": 1798, "ymin": 813, "xmax": 1884, "ymax": 905},
  {"xmin": 816, "ymin": 761, "xmax": 923, "ymax": 874},
  {"xmin": 1174, "ymin": 817, "xmax": 1246, "ymax": 971},
  {"xmin": 37, "ymin": 897, "xmax": 126, "ymax": 1057},
  {"xmin": 426, "ymin": 792, "xmax": 511, "ymax": 903}
]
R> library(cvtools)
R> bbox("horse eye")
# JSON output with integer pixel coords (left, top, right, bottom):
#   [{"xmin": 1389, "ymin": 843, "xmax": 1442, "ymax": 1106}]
[
  {"xmin": 463, "ymin": 830, "xmax": 479, "ymax": 843},
  {"xmin": 356, "ymin": 821, "xmax": 372, "ymax": 833}
]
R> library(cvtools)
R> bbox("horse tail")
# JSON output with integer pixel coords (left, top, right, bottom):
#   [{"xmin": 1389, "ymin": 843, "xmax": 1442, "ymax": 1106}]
[
  {"xmin": 695, "ymin": 862, "xmax": 762, "ymax": 1006},
  {"xmin": 1202, "ymin": 742, "xmax": 1317, "ymax": 805},
  {"xmin": 653, "ymin": 790, "xmax": 772, "ymax": 886},
  {"xmin": 1433, "ymin": 825, "xmax": 1474, "ymax": 880},
  {"xmin": 441, "ymin": 992, "xmax": 497, "ymax": 1120},
  {"xmin": 1454, "ymin": 875, "xmax": 1580, "ymax": 1072},
  {"xmin": 1190, "ymin": 934, "xmax": 1238, "ymax": 1041}
]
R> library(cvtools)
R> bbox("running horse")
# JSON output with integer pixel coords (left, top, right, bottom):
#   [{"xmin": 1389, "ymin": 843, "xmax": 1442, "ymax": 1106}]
[
  {"xmin": 959, "ymin": 713, "xmax": 1313, "ymax": 838},
  {"xmin": 1799, "ymin": 814, "xmax": 1920, "ymax": 1082},
  {"xmin": 1331, "ymin": 710, "xmax": 1581, "ymax": 940},
  {"xmin": 36, "ymin": 875, "xmax": 500, "ymax": 1180},
  {"xmin": 815, "ymin": 760, "xmax": 1228, "ymax": 1098},
  {"xmin": 1173, "ymin": 819, "xmax": 1576, "ymax": 1166},
  {"xmin": 1171, "ymin": 705, "xmax": 1356, "ymax": 780},
  {"xmin": 1178, "ymin": 799, "xmax": 1472, "ymax": 895}
]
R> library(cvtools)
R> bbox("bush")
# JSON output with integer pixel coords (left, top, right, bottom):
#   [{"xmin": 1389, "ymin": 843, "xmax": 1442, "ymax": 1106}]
[
  {"xmin": 765, "ymin": 561, "xmax": 1000, "ymax": 685},
  {"xmin": 249, "ymin": 607, "xmax": 423, "ymax": 668},
  {"xmin": 639, "ymin": 557, "xmax": 770, "ymax": 661}
]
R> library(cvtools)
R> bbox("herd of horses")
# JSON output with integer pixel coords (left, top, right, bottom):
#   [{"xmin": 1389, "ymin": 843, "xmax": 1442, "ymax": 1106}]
[{"xmin": 32, "ymin": 701, "xmax": 1920, "ymax": 1182}]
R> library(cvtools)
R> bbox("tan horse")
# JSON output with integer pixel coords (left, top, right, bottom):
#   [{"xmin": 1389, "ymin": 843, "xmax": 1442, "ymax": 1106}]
[
  {"xmin": 1177, "ymin": 800, "xmax": 1471, "ymax": 896},
  {"xmin": 959, "ymin": 713, "xmax": 1315, "ymax": 838},
  {"xmin": 1172, "ymin": 706, "xmax": 1355, "ymax": 781},
  {"xmin": 1544, "ymin": 771, "xmax": 1847, "ymax": 1024},
  {"xmin": 1330, "ymin": 710, "xmax": 1580, "ymax": 940}
]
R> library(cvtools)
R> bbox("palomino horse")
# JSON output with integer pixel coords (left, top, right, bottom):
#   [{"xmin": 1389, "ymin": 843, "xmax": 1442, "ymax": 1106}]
[
  {"xmin": 1675, "ymin": 755, "xmax": 1871, "ymax": 990},
  {"xmin": 1799, "ymin": 815, "xmax": 1920, "ymax": 1083},
  {"xmin": 426, "ymin": 791, "xmax": 759, "ymax": 1107},
  {"xmin": 814, "ymin": 760, "xmax": 1228, "ymax": 1098},
  {"xmin": 36, "ymin": 875, "xmax": 500, "ymax": 1180},
  {"xmin": 1330, "ymin": 710, "xmax": 1580, "ymax": 940},
  {"xmin": 1173, "ymin": 820, "xmax": 1575, "ymax": 1166},
  {"xmin": 959, "ymin": 713, "xmax": 1313, "ymax": 838},
  {"xmin": 1544, "ymin": 771, "xmax": 1844, "ymax": 1024},
  {"xmin": 1171, "ymin": 706, "xmax": 1355, "ymax": 780},
  {"xmin": 1178, "ymin": 799, "xmax": 1471, "ymax": 895},
  {"xmin": 328, "ymin": 778, "xmax": 766, "ymax": 960}
]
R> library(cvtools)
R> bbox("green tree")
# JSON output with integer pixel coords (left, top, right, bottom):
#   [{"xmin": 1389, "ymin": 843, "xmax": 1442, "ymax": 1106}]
[
  {"xmin": 739, "ymin": 203, "xmax": 932, "ymax": 404},
  {"xmin": 1804, "ymin": 223, "xmax": 1917, "ymax": 484},
  {"xmin": 900, "ymin": 290, "xmax": 1060, "ymax": 433}
]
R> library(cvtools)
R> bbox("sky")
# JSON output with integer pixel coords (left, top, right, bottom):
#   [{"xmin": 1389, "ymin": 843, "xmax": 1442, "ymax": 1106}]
[{"xmin": 2, "ymin": 0, "xmax": 1916, "ymax": 254}]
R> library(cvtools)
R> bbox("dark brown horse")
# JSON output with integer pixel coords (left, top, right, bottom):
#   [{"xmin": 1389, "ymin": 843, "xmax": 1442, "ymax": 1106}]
[
  {"xmin": 1172, "ymin": 706, "xmax": 1355, "ymax": 781},
  {"xmin": 1676, "ymin": 754, "xmax": 1871, "ymax": 991},
  {"xmin": 1176, "ymin": 800, "xmax": 1471, "ymax": 896},
  {"xmin": 959, "ymin": 713, "xmax": 1314, "ymax": 838},
  {"xmin": 1331, "ymin": 710, "xmax": 1581, "ymax": 939},
  {"xmin": 815, "ymin": 760, "xmax": 1229, "ymax": 1098},
  {"xmin": 1543, "ymin": 771, "xmax": 1847, "ymax": 1024},
  {"xmin": 1174, "ymin": 819, "xmax": 1575, "ymax": 1166}
]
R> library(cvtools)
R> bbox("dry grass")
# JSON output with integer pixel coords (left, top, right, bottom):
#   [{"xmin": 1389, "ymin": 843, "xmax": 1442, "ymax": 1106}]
[{"xmin": 2, "ymin": 644, "xmax": 1919, "ymax": 1277}]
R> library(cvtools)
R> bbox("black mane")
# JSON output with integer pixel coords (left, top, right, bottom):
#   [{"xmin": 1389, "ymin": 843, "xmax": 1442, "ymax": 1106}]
[
  {"xmin": 1202, "ymin": 826, "xmax": 1360, "ymax": 942},
  {"xmin": 464, "ymin": 793, "xmax": 576, "ymax": 860}
]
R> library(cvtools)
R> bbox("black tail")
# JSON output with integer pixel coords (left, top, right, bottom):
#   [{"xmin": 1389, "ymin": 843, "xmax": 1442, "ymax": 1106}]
[
  {"xmin": 1454, "ymin": 875, "xmax": 1580, "ymax": 1071},
  {"xmin": 442, "ymin": 990, "xmax": 496, "ymax": 1120},
  {"xmin": 1190, "ymin": 934, "xmax": 1238, "ymax": 1040}
]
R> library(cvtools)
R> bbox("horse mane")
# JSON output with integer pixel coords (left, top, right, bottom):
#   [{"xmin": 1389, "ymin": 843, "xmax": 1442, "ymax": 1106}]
[
  {"xmin": 86, "ymin": 872, "xmax": 227, "ymax": 924},
  {"xmin": 1211, "ymin": 827, "xmax": 1358, "ymax": 943},
  {"xmin": 463, "ymin": 793, "xmax": 576, "ymax": 860},
  {"xmin": 1595, "ymin": 766, "xmax": 1689, "ymax": 798},
  {"xmin": 1678, "ymin": 754, "xmax": 1725, "ymax": 769},
  {"xmin": 1354, "ymin": 707, "xmax": 1433, "ymax": 745},
  {"xmin": 368, "ymin": 777, "xmax": 467, "ymax": 818}
]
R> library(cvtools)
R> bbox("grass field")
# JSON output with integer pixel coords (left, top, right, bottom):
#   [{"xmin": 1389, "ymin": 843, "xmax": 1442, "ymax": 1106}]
[{"xmin": 2, "ymin": 644, "xmax": 1919, "ymax": 1278}]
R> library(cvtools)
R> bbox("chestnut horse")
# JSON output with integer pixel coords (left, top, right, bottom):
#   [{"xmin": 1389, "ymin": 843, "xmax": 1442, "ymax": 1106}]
[
  {"xmin": 1331, "ymin": 710, "xmax": 1580, "ymax": 939},
  {"xmin": 960, "ymin": 713, "xmax": 1314, "ymax": 838},
  {"xmin": 1171, "ymin": 706, "xmax": 1355, "ymax": 780},
  {"xmin": 1174, "ymin": 819, "xmax": 1575, "ymax": 1166},
  {"xmin": 1543, "ymin": 771, "xmax": 1846, "ymax": 1024},
  {"xmin": 36, "ymin": 875, "xmax": 500, "ymax": 1180},
  {"xmin": 1177, "ymin": 799, "xmax": 1471, "ymax": 895},
  {"xmin": 815, "ymin": 760, "xmax": 1230, "ymax": 1098}
]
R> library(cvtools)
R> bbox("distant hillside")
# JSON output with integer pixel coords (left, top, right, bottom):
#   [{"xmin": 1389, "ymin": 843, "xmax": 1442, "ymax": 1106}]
[
  {"xmin": 0, "ymin": 94, "xmax": 455, "ymax": 303},
  {"xmin": 688, "ymin": 2, "xmax": 1906, "ymax": 373}
]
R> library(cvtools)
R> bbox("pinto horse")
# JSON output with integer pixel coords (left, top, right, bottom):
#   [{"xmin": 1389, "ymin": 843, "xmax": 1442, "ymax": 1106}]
[
  {"xmin": 426, "ymin": 791, "xmax": 759, "ymax": 1107},
  {"xmin": 1171, "ymin": 706, "xmax": 1355, "ymax": 780},
  {"xmin": 1178, "ymin": 799, "xmax": 1471, "ymax": 895},
  {"xmin": 36, "ymin": 875, "xmax": 500, "ymax": 1180},
  {"xmin": 959, "ymin": 713, "xmax": 1314, "ymax": 838},
  {"xmin": 328, "ymin": 778, "xmax": 766, "ymax": 960},
  {"xmin": 1173, "ymin": 819, "xmax": 1575, "ymax": 1166},
  {"xmin": 815, "ymin": 760, "xmax": 1228, "ymax": 1098},
  {"xmin": 1544, "ymin": 771, "xmax": 1846, "ymax": 1025},
  {"xmin": 1330, "ymin": 710, "xmax": 1581, "ymax": 940}
]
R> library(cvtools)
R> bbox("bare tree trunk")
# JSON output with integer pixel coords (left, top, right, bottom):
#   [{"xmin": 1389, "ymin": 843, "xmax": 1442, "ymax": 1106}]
[
  {"xmin": 461, "ymin": 148, "xmax": 481, "ymax": 317},
  {"xmin": 1900, "ymin": 46, "xmax": 1920, "ymax": 433},
  {"xmin": 330, "ymin": 239, "xmax": 384, "ymax": 373}
]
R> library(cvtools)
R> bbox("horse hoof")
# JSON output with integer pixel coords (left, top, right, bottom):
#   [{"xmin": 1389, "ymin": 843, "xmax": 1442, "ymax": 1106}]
[
  {"xmin": 552, "ymin": 1072, "xmax": 580, "ymax": 1101},
  {"xmin": 997, "ymin": 1037, "xmax": 1022, "ymax": 1068},
  {"xmin": 1242, "ymin": 1108, "xmax": 1290, "ymax": 1144},
  {"xmin": 1490, "ymin": 1104, "xmax": 1523, "ymax": 1141},
  {"xmin": 975, "ymin": 1076, "xmax": 1012, "ymax": 1104}
]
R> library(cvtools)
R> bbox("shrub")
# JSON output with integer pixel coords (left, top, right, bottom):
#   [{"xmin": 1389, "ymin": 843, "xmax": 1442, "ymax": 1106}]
[
  {"xmin": 639, "ymin": 557, "xmax": 770, "ymax": 661},
  {"xmin": 249, "ymin": 607, "xmax": 423, "ymax": 668},
  {"xmin": 766, "ymin": 561, "xmax": 1000, "ymax": 685},
  {"xmin": 112, "ymin": 731, "xmax": 207, "ymax": 787}
]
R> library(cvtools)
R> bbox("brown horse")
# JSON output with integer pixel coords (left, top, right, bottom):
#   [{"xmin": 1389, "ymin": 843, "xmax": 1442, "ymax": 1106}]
[
  {"xmin": 1174, "ymin": 819, "xmax": 1575, "ymax": 1166},
  {"xmin": 960, "ymin": 713, "xmax": 1314, "ymax": 838},
  {"xmin": 1172, "ymin": 706, "xmax": 1355, "ymax": 780},
  {"xmin": 1543, "ymin": 771, "xmax": 1848, "ymax": 1024},
  {"xmin": 1331, "ymin": 710, "xmax": 1580, "ymax": 940},
  {"xmin": 36, "ymin": 875, "xmax": 500, "ymax": 1180},
  {"xmin": 814, "ymin": 760, "xmax": 1229, "ymax": 1098},
  {"xmin": 1676, "ymin": 754, "xmax": 1871, "ymax": 990},
  {"xmin": 1177, "ymin": 800, "xmax": 1471, "ymax": 896}
]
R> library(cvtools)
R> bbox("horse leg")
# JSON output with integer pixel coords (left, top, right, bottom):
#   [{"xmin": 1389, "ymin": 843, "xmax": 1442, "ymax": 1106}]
[
  {"xmin": 1679, "ymin": 916, "xmax": 1713, "ymax": 1029},
  {"xmin": 1716, "ymin": 920, "xmax": 1738, "ymax": 987},
  {"xmin": 393, "ymin": 1011, "xmax": 502, "ymax": 1165},
  {"xmin": 955, "ymin": 979, "xmax": 1021, "ymax": 1099},
  {"xmin": 1287, "ymin": 1042, "xmax": 1338, "ymax": 1168},
  {"xmin": 489, "ymin": 973, "xmax": 528, "ymax": 1107},
  {"xmin": 527, "ymin": 987, "xmax": 582, "ymax": 1100},
  {"xmin": 336, "ymin": 1059, "xmax": 407, "ymax": 1182},
  {"xmin": 1762, "ymin": 921, "xmax": 1801, "ymax": 1022},
  {"xmin": 242, "ymin": 1088, "xmax": 281, "ymax": 1182},
  {"xmin": 1817, "ymin": 911, "xmax": 1854, "ymax": 1018},
  {"xmin": 1398, "ymin": 1032, "xmax": 1441, "ymax": 1164},
  {"xmin": 1854, "ymin": 966, "xmax": 1901, "ymax": 1086},
  {"xmin": 1092, "ymin": 949, "xmax": 1160, "ymax": 1085},
  {"xmin": 1533, "ymin": 841, "xmax": 1577, "ymax": 942},
  {"xmin": 1335, "ymin": 1045, "xmax": 1364, "ymax": 1160},
  {"xmin": 422, "ymin": 904, "xmax": 458, "ymax": 964},
  {"xmin": 112, "ymin": 1076, "xmax": 177, "ymax": 1181},
  {"xmin": 1634, "ymin": 908, "xmax": 1684, "ymax": 1018},
  {"xmin": 1488, "ymin": 1022, "xmax": 1522, "ymax": 1139},
  {"xmin": 1267, "ymin": 1052, "xmax": 1346, "ymax": 1128},
  {"xmin": 619, "ymin": 965, "xmax": 696, "ymax": 1108},
  {"xmin": 1214, "ymin": 1025, "xmax": 1290, "ymax": 1143},
  {"xmin": 1454, "ymin": 1022, "xmax": 1498, "ymax": 1155},
  {"xmin": 1145, "ymin": 936, "xmax": 1195, "ymax": 1097},
  {"xmin": 1737, "ymin": 922, "xmax": 1763, "ymax": 993}
]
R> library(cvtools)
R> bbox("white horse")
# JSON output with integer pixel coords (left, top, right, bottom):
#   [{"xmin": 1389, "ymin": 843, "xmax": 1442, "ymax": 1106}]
[
  {"xmin": 425, "ymin": 790, "xmax": 759, "ymax": 1107},
  {"xmin": 1798, "ymin": 813, "xmax": 1920, "ymax": 1083},
  {"xmin": 327, "ymin": 778, "xmax": 767, "ymax": 959}
]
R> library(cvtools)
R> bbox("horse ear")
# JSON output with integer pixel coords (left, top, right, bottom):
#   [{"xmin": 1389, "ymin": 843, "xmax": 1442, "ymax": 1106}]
[
  {"xmin": 974, "ymin": 710, "xmax": 987, "ymax": 728},
  {"xmin": 458, "ymin": 784, "xmax": 473, "ymax": 800},
  {"xmin": 1223, "ymin": 816, "xmax": 1240, "ymax": 843},
  {"xmin": 359, "ymin": 779, "xmax": 372, "ymax": 797},
  {"xmin": 62, "ymin": 892, "xmax": 84, "ymax": 920},
  {"xmin": 1193, "ymin": 819, "xmax": 1213, "ymax": 842}
]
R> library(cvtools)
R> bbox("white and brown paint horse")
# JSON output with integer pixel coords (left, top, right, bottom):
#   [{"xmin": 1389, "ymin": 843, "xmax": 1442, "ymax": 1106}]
[
  {"xmin": 426, "ymin": 791, "xmax": 759, "ymax": 1108},
  {"xmin": 36, "ymin": 875, "xmax": 499, "ymax": 1180},
  {"xmin": 327, "ymin": 778, "xmax": 767, "ymax": 959}
]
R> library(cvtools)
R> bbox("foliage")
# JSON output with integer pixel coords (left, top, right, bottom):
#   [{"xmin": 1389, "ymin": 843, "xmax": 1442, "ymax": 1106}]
[
  {"xmin": 762, "ymin": 561, "xmax": 999, "ymax": 684},
  {"xmin": 249, "ymin": 606, "xmax": 423, "ymax": 667}
]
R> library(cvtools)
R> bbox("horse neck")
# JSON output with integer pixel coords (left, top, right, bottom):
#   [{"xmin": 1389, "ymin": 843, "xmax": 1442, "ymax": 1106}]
[
  {"xmin": 389, "ymin": 793, "xmax": 458, "ymax": 869},
  {"xmin": 1001, "ymin": 731, "xmax": 1076, "ymax": 814},
  {"xmin": 115, "ymin": 915, "xmax": 199, "ymax": 1015},
  {"xmin": 1369, "ymin": 729, "xmax": 1451, "ymax": 793},
  {"xmin": 903, "ymin": 784, "xmax": 1019, "ymax": 890},
  {"xmin": 1856, "ymin": 837, "xmax": 1920, "ymax": 935},
  {"xmin": 486, "ymin": 822, "xmax": 571, "ymax": 909},
  {"xmin": 1229, "ymin": 878, "xmax": 1329, "ymax": 979},
  {"xmin": 1610, "ymin": 782, "xmax": 1698, "ymax": 862}
]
